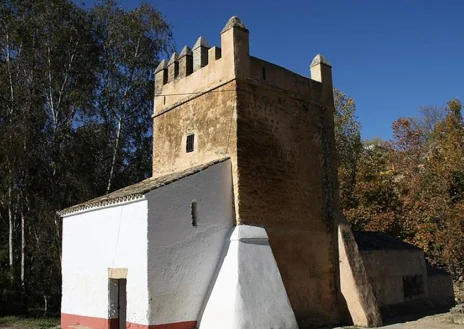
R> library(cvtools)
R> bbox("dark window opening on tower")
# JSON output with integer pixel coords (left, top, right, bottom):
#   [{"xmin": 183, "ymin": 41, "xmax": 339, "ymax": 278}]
[
  {"xmin": 186, "ymin": 134, "xmax": 195, "ymax": 153},
  {"xmin": 262, "ymin": 67, "xmax": 266, "ymax": 80}
]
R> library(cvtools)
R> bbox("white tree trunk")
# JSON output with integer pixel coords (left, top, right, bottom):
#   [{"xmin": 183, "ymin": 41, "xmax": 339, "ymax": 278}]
[
  {"xmin": 21, "ymin": 211, "xmax": 25, "ymax": 287},
  {"xmin": 43, "ymin": 294, "xmax": 48, "ymax": 316},
  {"xmin": 8, "ymin": 195, "xmax": 13, "ymax": 270},
  {"xmin": 6, "ymin": 31, "xmax": 15, "ymax": 280},
  {"xmin": 106, "ymin": 116, "xmax": 122, "ymax": 194}
]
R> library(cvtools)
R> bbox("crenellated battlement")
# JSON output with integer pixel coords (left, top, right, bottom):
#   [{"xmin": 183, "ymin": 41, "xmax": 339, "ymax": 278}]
[
  {"xmin": 154, "ymin": 16, "xmax": 333, "ymax": 116},
  {"xmin": 154, "ymin": 16, "xmax": 248, "ymax": 114},
  {"xmin": 155, "ymin": 36, "xmax": 223, "ymax": 89},
  {"xmin": 192, "ymin": 36, "xmax": 210, "ymax": 71},
  {"xmin": 167, "ymin": 52, "xmax": 179, "ymax": 82}
]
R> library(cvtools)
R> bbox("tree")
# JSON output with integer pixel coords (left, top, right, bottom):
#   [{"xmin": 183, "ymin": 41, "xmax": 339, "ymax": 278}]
[
  {"xmin": 0, "ymin": 0, "xmax": 173, "ymax": 314},
  {"xmin": 426, "ymin": 99, "xmax": 464, "ymax": 274},
  {"xmin": 343, "ymin": 139, "xmax": 404, "ymax": 235},
  {"xmin": 0, "ymin": 0, "xmax": 99, "ymax": 311},
  {"xmin": 334, "ymin": 90, "xmax": 464, "ymax": 276},
  {"xmin": 410, "ymin": 105, "xmax": 447, "ymax": 138},
  {"xmin": 91, "ymin": 0, "xmax": 173, "ymax": 193},
  {"xmin": 342, "ymin": 98, "xmax": 464, "ymax": 277},
  {"xmin": 334, "ymin": 88, "xmax": 363, "ymax": 212}
]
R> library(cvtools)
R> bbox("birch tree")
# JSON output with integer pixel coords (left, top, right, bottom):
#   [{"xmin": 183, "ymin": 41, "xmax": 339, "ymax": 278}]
[
  {"xmin": 0, "ymin": 0, "xmax": 173, "ymax": 313},
  {"xmin": 91, "ymin": 0, "xmax": 173, "ymax": 193}
]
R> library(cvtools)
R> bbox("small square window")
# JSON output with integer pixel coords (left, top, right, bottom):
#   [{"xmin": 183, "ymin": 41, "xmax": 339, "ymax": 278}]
[{"xmin": 186, "ymin": 134, "xmax": 195, "ymax": 153}]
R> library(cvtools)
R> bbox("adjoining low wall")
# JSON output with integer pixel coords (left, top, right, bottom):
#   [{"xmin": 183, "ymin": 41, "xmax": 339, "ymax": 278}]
[
  {"xmin": 354, "ymin": 231, "xmax": 455, "ymax": 321},
  {"xmin": 360, "ymin": 249, "xmax": 428, "ymax": 306},
  {"xmin": 354, "ymin": 231, "xmax": 429, "ymax": 307},
  {"xmin": 427, "ymin": 265, "xmax": 455, "ymax": 301}
]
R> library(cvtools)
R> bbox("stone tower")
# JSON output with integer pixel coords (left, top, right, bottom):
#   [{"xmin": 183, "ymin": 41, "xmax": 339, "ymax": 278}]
[{"xmin": 153, "ymin": 16, "xmax": 381, "ymax": 328}]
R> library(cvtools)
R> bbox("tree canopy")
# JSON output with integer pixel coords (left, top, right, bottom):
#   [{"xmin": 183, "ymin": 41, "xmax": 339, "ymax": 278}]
[
  {"xmin": 336, "ymin": 92, "xmax": 464, "ymax": 279},
  {"xmin": 0, "ymin": 0, "xmax": 173, "ymax": 315}
]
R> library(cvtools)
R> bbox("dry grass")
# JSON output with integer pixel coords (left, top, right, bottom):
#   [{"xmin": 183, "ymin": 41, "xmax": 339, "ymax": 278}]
[{"xmin": 0, "ymin": 316, "xmax": 59, "ymax": 329}]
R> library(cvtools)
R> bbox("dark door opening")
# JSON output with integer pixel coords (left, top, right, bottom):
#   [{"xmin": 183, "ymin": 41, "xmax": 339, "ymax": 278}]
[{"xmin": 109, "ymin": 279, "xmax": 127, "ymax": 329}]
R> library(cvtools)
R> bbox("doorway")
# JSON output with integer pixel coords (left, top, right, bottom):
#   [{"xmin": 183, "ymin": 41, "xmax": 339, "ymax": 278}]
[{"xmin": 109, "ymin": 279, "xmax": 127, "ymax": 329}]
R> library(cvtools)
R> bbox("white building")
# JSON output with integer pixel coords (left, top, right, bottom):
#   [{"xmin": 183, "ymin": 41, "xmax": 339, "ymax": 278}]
[{"xmin": 60, "ymin": 159, "xmax": 297, "ymax": 329}]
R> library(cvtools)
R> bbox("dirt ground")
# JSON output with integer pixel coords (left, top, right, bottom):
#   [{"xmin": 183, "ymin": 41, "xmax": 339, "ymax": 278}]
[
  {"xmin": 1, "ymin": 312, "xmax": 463, "ymax": 329},
  {"xmin": 335, "ymin": 310, "xmax": 464, "ymax": 329}
]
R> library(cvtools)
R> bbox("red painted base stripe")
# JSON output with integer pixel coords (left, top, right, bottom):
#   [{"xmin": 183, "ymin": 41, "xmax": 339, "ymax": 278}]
[
  {"xmin": 61, "ymin": 313, "xmax": 196, "ymax": 329},
  {"xmin": 127, "ymin": 322, "xmax": 197, "ymax": 329},
  {"xmin": 148, "ymin": 322, "xmax": 197, "ymax": 329}
]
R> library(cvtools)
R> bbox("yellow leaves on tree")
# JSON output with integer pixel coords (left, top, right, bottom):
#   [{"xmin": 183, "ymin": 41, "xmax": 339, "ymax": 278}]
[{"xmin": 337, "ymin": 97, "xmax": 464, "ymax": 277}]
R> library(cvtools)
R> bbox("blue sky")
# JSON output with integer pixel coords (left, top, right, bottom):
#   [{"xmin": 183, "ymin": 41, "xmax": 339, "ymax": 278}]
[{"xmin": 90, "ymin": 0, "xmax": 463, "ymax": 140}]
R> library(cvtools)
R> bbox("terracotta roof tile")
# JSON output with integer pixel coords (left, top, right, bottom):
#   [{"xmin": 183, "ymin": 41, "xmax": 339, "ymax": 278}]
[{"xmin": 59, "ymin": 157, "xmax": 230, "ymax": 216}]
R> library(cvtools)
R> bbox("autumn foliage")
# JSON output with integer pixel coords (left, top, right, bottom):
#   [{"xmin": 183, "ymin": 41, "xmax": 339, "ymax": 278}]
[{"xmin": 336, "ymin": 94, "xmax": 464, "ymax": 278}]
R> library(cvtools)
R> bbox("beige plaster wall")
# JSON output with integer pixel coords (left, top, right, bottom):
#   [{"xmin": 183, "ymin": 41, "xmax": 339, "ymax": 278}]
[
  {"xmin": 152, "ymin": 23, "xmax": 246, "ymax": 217},
  {"xmin": 154, "ymin": 56, "xmax": 234, "ymax": 116},
  {"xmin": 152, "ymin": 81, "xmax": 237, "ymax": 177}
]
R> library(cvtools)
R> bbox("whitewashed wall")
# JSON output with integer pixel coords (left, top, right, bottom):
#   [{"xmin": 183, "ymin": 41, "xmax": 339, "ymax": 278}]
[
  {"xmin": 199, "ymin": 225, "xmax": 298, "ymax": 329},
  {"xmin": 61, "ymin": 199, "xmax": 149, "ymax": 325},
  {"xmin": 146, "ymin": 160, "xmax": 234, "ymax": 325}
]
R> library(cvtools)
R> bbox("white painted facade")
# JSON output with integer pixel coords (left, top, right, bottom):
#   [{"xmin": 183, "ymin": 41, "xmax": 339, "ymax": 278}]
[
  {"xmin": 62, "ymin": 199, "xmax": 150, "ymax": 325},
  {"xmin": 62, "ymin": 160, "xmax": 298, "ymax": 328},
  {"xmin": 145, "ymin": 160, "xmax": 235, "ymax": 325},
  {"xmin": 62, "ymin": 160, "xmax": 239, "ymax": 326}
]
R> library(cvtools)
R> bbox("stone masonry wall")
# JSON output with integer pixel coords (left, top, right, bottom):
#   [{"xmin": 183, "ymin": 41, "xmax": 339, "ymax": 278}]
[{"xmin": 235, "ymin": 77, "xmax": 340, "ymax": 326}]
